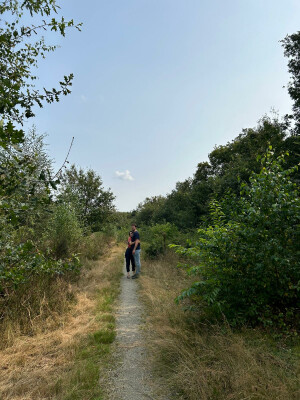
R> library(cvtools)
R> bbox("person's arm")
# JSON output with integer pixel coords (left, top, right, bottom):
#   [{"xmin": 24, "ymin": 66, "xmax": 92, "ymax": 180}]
[{"xmin": 132, "ymin": 239, "xmax": 140, "ymax": 254}]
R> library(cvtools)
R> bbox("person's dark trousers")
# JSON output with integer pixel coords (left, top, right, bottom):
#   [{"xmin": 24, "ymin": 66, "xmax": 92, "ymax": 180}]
[{"xmin": 125, "ymin": 248, "xmax": 135, "ymax": 273}]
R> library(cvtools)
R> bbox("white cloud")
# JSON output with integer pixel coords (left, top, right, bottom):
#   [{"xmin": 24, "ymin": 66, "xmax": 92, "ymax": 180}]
[
  {"xmin": 115, "ymin": 170, "xmax": 134, "ymax": 181},
  {"xmin": 80, "ymin": 94, "xmax": 87, "ymax": 103}
]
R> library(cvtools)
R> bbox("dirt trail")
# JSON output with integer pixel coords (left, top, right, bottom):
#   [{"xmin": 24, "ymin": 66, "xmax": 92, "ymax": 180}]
[{"xmin": 107, "ymin": 265, "xmax": 170, "ymax": 400}]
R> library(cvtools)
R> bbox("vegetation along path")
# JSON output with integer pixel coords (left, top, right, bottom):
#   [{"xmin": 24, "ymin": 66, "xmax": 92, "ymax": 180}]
[
  {"xmin": 0, "ymin": 245, "xmax": 122, "ymax": 400},
  {"xmin": 107, "ymin": 265, "xmax": 169, "ymax": 400}
]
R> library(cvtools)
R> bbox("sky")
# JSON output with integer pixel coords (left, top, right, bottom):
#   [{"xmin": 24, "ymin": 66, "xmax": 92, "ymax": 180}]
[{"xmin": 25, "ymin": 0, "xmax": 300, "ymax": 211}]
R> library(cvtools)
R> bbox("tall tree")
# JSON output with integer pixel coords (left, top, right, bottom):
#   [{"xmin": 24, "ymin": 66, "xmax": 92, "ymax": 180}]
[{"xmin": 59, "ymin": 165, "xmax": 115, "ymax": 231}]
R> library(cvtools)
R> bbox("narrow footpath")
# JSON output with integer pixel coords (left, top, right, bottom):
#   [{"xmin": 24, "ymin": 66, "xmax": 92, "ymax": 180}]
[{"xmin": 107, "ymin": 265, "xmax": 169, "ymax": 400}]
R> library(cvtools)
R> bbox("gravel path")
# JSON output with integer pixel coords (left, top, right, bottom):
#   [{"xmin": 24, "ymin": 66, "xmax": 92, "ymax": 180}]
[{"xmin": 107, "ymin": 265, "xmax": 169, "ymax": 400}]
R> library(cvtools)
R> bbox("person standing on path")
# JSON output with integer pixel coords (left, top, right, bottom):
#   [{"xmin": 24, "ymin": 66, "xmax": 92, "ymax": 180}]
[
  {"xmin": 125, "ymin": 231, "xmax": 136, "ymax": 279},
  {"xmin": 131, "ymin": 223, "xmax": 141, "ymax": 279}
]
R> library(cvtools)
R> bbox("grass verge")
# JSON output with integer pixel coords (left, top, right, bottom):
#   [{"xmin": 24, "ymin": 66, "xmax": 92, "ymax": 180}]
[
  {"xmin": 51, "ymin": 262, "xmax": 122, "ymax": 400},
  {"xmin": 0, "ymin": 245, "xmax": 123, "ymax": 400},
  {"xmin": 139, "ymin": 251, "xmax": 300, "ymax": 400}
]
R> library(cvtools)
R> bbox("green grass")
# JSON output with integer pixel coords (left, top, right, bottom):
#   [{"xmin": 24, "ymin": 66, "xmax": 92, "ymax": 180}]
[{"xmin": 52, "ymin": 256, "xmax": 123, "ymax": 400}]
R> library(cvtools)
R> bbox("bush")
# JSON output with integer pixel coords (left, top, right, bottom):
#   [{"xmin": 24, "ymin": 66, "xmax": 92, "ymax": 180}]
[
  {"xmin": 79, "ymin": 232, "xmax": 107, "ymax": 260},
  {"xmin": 143, "ymin": 223, "xmax": 181, "ymax": 259},
  {"xmin": 0, "ymin": 237, "xmax": 81, "ymax": 292},
  {"xmin": 172, "ymin": 149, "xmax": 300, "ymax": 329},
  {"xmin": 46, "ymin": 204, "xmax": 83, "ymax": 259}
]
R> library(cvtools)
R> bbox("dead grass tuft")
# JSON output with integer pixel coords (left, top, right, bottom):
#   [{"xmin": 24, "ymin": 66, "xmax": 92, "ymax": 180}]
[{"xmin": 140, "ymin": 253, "xmax": 300, "ymax": 400}]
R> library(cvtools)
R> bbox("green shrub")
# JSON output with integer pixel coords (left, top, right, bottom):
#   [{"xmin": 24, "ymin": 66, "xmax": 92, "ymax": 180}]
[
  {"xmin": 47, "ymin": 204, "xmax": 83, "ymax": 259},
  {"xmin": 0, "ymin": 234, "xmax": 81, "ymax": 294},
  {"xmin": 115, "ymin": 226, "xmax": 131, "ymax": 243},
  {"xmin": 172, "ymin": 149, "xmax": 300, "ymax": 329},
  {"xmin": 144, "ymin": 223, "xmax": 181, "ymax": 259}
]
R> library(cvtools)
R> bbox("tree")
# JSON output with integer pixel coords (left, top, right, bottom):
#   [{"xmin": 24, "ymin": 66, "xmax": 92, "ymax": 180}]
[
  {"xmin": 135, "ymin": 116, "xmax": 291, "ymax": 230},
  {"xmin": 208, "ymin": 116, "xmax": 288, "ymax": 195},
  {"xmin": 0, "ymin": 1, "xmax": 80, "ymax": 226},
  {"xmin": 0, "ymin": 1, "xmax": 82, "ymax": 303},
  {"xmin": 0, "ymin": 0, "xmax": 81, "ymax": 148},
  {"xmin": 135, "ymin": 196, "xmax": 167, "ymax": 226},
  {"xmin": 59, "ymin": 165, "xmax": 115, "ymax": 231},
  {"xmin": 281, "ymin": 31, "xmax": 300, "ymax": 134}
]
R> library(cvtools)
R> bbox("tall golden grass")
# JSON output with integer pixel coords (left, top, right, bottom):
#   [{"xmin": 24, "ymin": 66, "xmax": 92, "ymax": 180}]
[
  {"xmin": 140, "ymin": 252, "xmax": 300, "ymax": 400},
  {"xmin": 0, "ymin": 275, "xmax": 76, "ymax": 350}
]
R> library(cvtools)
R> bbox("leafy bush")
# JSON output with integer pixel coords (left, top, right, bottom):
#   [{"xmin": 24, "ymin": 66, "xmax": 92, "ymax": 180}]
[
  {"xmin": 144, "ymin": 223, "xmax": 181, "ymax": 259},
  {"xmin": 46, "ymin": 204, "xmax": 83, "ymax": 259},
  {"xmin": 0, "ymin": 233, "xmax": 81, "ymax": 294},
  {"xmin": 172, "ymin": 149, "xmax": 300, "ymax": 329}
]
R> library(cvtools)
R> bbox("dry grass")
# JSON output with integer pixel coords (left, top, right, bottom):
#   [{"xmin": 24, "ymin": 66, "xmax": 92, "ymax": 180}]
[
  {"xmin": 140, "ymin": 251, "xmax": 300, "ymax": 400},
  {"xmin": 0, "ymin": 276, "xmax": 76, "ymax": 350},
  {"xmin": 0, "ymin": 244, "xmax": 123, "ymax": 400},
  {"xmin": 79, "ymin": 231, "xmax": 112, "ymax": 260},
  {"xmin": 0, "ymin": 234, "xmax": 115, "ymax": 350}
]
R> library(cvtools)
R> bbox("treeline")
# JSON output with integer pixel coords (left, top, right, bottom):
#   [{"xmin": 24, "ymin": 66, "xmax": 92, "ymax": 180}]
[
  {"xmin": 134, "ymin": 115, "xmax": 298, "ymax": 230},
  {"xmin": 133, "ymin": 32, "xmax": 300, "ymax": 330}
]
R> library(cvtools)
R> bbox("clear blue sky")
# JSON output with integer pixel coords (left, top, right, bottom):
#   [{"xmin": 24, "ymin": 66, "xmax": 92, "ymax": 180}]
[{"xmin": 28, "ymin": 0, "xmax": 300, "ymax": 211}]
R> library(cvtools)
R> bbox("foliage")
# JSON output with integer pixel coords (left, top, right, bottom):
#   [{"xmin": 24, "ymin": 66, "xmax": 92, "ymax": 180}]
[
  {"xmin": 135, "ymin": 196, "xmax": 167, "ymax": 226},
  {"xmin": 79, "ymin": 231, "xmax": 115, "ymax": 260},
  {"xmin": 143, "ymin": 223, "xmax": 180, "ymax": 259},
  {"xmin": 0, "ymin": 131, "xmax": 79, "ymax": 327},
  {"xmin": 281, "ymin": 31, "xmax": 300, "ymax": 134},
  {"xmin": 0, "ymin": 0, "xmax": 83, "ymax": 301},
  {"xmin": 140, "ymin": 254, "xmax": 300, "ymax": 400},
  {"xmin": 0, "ymin": 135, "xmax": 51, "ymax": 227},
  {"xmin": 0, "ymin": 0, "xmax": 81, "ymax": 293},
  {"xmin": 135, "ymin": 116, "xmax": 297, "ymax": 230},
  {"xmin": 208, "ymin": 115, "xmax": 291, "ymax": 194},
  {"xmin": 113, "ymin": 211, "xmax": 133, "ymax": 230},
  {"xmin": 112, "ymin": 211, "xmax": 135, "ymax": 243},
  {"xmin": 79, "ymin": 232, "xmax": 104, "ymax": 260},
  {"xmin": 58, "ymin": 164, "xmax": 115, "ymax": 231},
  {"xmin": 0, "ymin": 0, "xmax": 81, "ymax": 147},
  {"xmin": 0, "ymin": 231, "xmax": 81, "ymax": 294},
  {"xmin": 45, "ymin": 203, "xmax": 83, "ymax": 259},
  {"xmin": 172, "ymin": 149, "xmax": 300, "ymax": 329}
]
